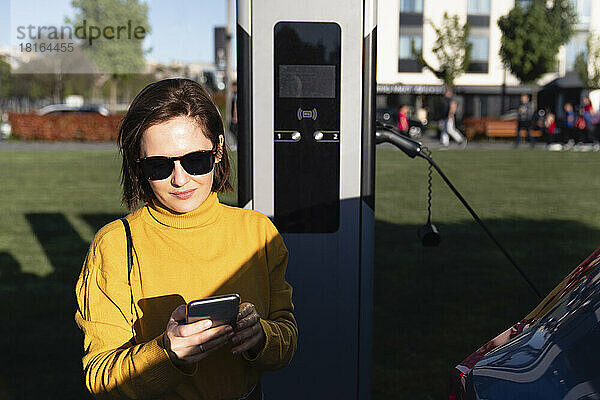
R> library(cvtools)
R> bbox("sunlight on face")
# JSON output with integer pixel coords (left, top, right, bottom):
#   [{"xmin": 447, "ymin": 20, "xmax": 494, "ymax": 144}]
[{"xmin": 140, "ymin": 116, "xmax": 222, "ymax": 213}]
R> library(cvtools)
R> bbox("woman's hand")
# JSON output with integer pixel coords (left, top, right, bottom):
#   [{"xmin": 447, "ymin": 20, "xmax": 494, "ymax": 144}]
[
  {"xmin": 163, "ymin": 305, "xmax": 234, "ymax": 365},
  {"xmin": 231, "ymin": 302, "xmax": 265, "ymax": 356}
]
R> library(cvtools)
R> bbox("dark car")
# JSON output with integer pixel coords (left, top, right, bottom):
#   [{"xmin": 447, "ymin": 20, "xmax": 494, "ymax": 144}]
[
  {"xmin": 376, "ymin": 107, "xmax": 425, "ymax": 139},
  {"xmin": 450, "ymin": 248, "xmax": 600, "ymax": 400},
  {"xmin": 38, "ymin": 104, "xmax": 110, "ymax": 116}
]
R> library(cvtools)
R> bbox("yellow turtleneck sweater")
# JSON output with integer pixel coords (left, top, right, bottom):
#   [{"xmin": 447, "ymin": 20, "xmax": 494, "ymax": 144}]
[{"xmin": 75, "ymin": 192, "xmax": 297, "ymax": 400}]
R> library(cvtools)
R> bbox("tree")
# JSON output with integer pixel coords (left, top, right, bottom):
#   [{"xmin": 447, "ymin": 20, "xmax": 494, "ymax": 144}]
[
  {"xmin": 411, "ymin": 12, "xmax": 472, "ymax": 88},
  {"xmin": 498, "ymin": 0, "xmax": 577, "ymax": 84},
  {"xmin": 67, "ymin": 0, "xmax": 151, "ymax": 109},
  {"xmin": 574, "ymin": 32, "xmax": 600, "ymax": 90},
  {"xmin": 0, "ymin": 56, "xmax": 11, "ymax": 98}
]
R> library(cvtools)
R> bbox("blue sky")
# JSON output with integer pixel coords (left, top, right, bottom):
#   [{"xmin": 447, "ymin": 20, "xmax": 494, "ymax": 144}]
[{"xmin": 0, "ymin": 0, "xmax": 232, "ymax": 64}]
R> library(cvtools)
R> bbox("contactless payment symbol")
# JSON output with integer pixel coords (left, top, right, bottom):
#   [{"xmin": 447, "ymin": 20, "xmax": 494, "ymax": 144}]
[{"xmin": 297, "ymin": 108, "xmax": 318, "ymax": 120}]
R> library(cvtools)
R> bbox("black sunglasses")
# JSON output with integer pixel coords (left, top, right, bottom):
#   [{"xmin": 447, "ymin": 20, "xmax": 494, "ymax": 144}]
[{"xmin": 137, "ymin": 149, "xmax": 217, "ymax": 181}]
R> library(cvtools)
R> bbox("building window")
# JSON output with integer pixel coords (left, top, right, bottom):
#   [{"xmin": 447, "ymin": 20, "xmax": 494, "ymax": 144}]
[
  {"xmin": 566, "ymin": 33, "xmax": 587, "ymax": 71},
  {"xmin": 468, "ymin": 0, "xmax": 490, "ymax": 15},
  {"xmin": 398, "ymin": 22, "xmax": 423, "ymax": 73},
  {"xmin": 470, "ymin": 36, "xmax": 489, "ymax": 61},
  {"xmin": 467, "ymin": 0, "xmax": 490, "ymax": 27},
  {"xmin": 398, "ymin": 34, "xmax": 422, "ymax": 73},
  {"xmin": 399, "ymin": 35, "xmax": 422, "ymax": 59},
  {"xmin": 571, "ymin": 0, "xmax": 591, "ymax": 26},
  {"xmin": 400, "ymin": 0, "xmax": 423, "ymax": 13},
  {"xmin": 516, "ymin": 0, "xmax": 532, "ymax": 7},
  {"xmin": 467, "ymin": 35, "xmax": 489, "ymax": 73}
]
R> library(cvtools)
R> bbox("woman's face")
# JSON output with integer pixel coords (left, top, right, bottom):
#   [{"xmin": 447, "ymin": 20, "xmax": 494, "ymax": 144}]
[{"xmin": 140, "ymin": 116, "xmax": 222, "ymax": 213}]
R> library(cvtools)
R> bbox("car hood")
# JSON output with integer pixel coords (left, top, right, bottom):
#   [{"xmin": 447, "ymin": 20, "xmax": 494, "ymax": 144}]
[{"xmin": 451, "ymin": 248, "xmax": 600, "ymax": 400}]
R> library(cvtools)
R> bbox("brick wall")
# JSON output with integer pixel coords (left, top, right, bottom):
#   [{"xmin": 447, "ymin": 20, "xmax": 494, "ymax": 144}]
[{"xmin": 8, "ymin": 113, "xmax": 124, "ymax": 142}]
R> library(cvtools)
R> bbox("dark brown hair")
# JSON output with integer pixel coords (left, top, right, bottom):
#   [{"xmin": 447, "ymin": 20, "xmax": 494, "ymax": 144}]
[{"xmin": 118, "ymin": 78, "xmax": 233, "ymax": 211}]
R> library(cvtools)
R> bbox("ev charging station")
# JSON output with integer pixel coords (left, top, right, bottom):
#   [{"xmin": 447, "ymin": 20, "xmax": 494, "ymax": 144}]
[{"xmin": 237, "ymin": 0, "xmax": 377, "ymax": 398}]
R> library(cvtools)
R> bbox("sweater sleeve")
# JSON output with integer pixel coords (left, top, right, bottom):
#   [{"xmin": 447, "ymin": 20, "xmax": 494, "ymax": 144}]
[
  {"xmin": 74, "ymin": 226, "xmax": 190, "ymax": 399},
  {"xmin": 242, "ymin": 220, "xmax": 298, "ymax": 370}
]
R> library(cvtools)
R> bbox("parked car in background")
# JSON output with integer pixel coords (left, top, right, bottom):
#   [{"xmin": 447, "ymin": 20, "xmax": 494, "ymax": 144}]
[
  {"xmin": 37, "ymin": 104, "xmax": 110, "ymax": 116},
  {"xmin": 376, "ymin": 107, "xmax": 425, "ymax": 139},
  {"xmin": 449, "ymin": 247, "xmax": 600, "ymax": 400}
]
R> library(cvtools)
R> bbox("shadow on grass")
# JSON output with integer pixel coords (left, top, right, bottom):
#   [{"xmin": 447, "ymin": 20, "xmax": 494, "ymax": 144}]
[
  {"xmin": 80, "ymin": 213, "xmax": 127, "ymax": 232},
  {"xmin": 0, "ymin": 213, "xmax": 121, "ymax": 400},
  {"xmin": 1, "ymin": 212, "xmax": 599, "ymax": 399},
  {"xmin": 373, "ymin": 217, "xmax": 600, "ymax": 400}
]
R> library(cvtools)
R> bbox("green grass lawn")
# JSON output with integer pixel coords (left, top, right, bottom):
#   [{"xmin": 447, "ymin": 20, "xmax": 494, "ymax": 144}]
[
  {"xmin": 0, "ymin": 147, "xmax": 598, "ymax": 399},
  {"xmin": 374, "ymin": 148, "xmax": 600, "ymax": 399}
]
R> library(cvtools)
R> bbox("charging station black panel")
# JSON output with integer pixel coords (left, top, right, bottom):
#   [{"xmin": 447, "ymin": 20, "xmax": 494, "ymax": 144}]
[{"xmin": 274, "ymin": 22, "xmax": 341, "ymax": 233}]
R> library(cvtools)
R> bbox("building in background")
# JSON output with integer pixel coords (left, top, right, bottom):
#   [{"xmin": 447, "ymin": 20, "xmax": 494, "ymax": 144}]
[{"xmin": 376, "ymin": 0, "xmax": 599, "ymax": 122}]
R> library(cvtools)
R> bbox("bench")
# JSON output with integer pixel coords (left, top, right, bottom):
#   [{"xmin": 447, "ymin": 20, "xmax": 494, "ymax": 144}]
[
  {"xmin": 485, "ymin": 121, "xmax": 517, "ymax": 137},
  {"xmin": 463, "ymin": 118, "xmax": 543, "ymax": 139},
  {"xmin": 485, "ymin": 120, "xmax": 542, "ymax": 138}
]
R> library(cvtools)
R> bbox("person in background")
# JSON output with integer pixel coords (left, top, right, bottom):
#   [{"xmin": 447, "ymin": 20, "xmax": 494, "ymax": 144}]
[
  {"xmin": 563, "ymin": 102, "xmax": 576, "ymax": 150},
  {"xmin": 581, "ymin": 96, "xmax": 599, "ymax": 150},
  {"xmin": 397, "ymin": 104, "xmax": 409, "ymax": 135},
  {"xmin": 582, "ymin": 95, "xmax": 595, "ymax": 128},
  {"xmin": 446, "ymin": 100, "xmax": 467, "ymax": 148},
  {"xmin": 544, "ymin": 112, "xmax": 561, "ymax": 151},
  {"xmin": 439, "ymin": 87, "xmax": 453, "ymax": 147},
  {"xmin": 515, "ymin": 94, "xmax": 535, "ymax": 148},
  {"xmin": 575, "ymin": 107, "xmax": 588, "ymax": 147}
]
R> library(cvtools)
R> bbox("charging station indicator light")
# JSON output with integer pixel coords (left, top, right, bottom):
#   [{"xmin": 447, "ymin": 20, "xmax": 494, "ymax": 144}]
[
  {"xmin": 313, "ymin": 131, "xmax": 339, "ymax": 142},
  {"xmin": 275, "ymin": 130, "xmax": 302, "ymax": 142}
]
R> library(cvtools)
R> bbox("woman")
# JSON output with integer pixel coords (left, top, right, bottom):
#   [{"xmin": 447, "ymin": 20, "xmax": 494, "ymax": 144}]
[
  {"xmin": 75, "ymin": 78, "xmax": 297, "ymax": 399},
  {"xmin": 397, "ymin": 104, "xmax": 409, "ymax": 134}
]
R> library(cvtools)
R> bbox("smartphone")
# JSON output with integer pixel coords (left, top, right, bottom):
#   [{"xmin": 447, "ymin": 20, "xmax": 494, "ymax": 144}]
[{"xmin": 186, "ymin": 294, "xmax": 240, "ymax": 328}]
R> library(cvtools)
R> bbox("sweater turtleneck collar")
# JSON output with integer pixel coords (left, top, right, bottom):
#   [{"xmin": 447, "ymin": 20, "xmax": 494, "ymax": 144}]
[{"xmin": 146, "ymin": 191, "xmax": 222, "ymax": 229}]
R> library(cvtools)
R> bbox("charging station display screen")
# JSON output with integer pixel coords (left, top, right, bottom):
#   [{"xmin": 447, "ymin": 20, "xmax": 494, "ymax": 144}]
[
  {"xmin": 274, "ymin": 21, "xmax": 341, "ymax": 233},
  {"xmin": 279, "ymin": 65, "xmax": 336, "ymax": 98}
]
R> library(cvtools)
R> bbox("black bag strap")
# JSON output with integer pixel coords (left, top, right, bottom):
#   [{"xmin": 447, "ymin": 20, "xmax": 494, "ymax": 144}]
[
  {"xmin": 120, "ymin": 217, "xmax": 133, "ymax": 285},
  {"xmin": 120, "ymin": 217, "xmax": 138, "ymax": 342}
]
